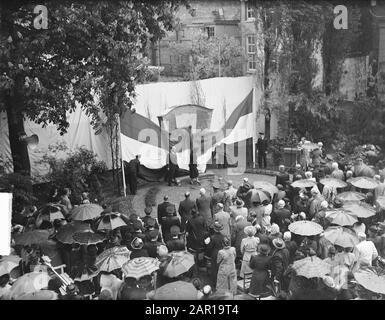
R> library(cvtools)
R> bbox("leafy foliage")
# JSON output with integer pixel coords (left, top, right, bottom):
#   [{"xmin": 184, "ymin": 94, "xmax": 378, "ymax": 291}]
[
  {"xmin": 268, "ymin": 132, "xmax": 299, "ymax": 166},
  {"xmin": 36, "ymin": 143, "xmax": 107, "ymax": 200}
]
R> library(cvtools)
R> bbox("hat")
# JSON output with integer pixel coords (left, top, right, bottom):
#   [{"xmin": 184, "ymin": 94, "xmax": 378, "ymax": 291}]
[
  {"xmin": 163, "ymin": 195, "xmax": 169, "ymax": 201},
  {"xmin": 203, "ymin": 285, "xmax": 212, "ymax": 295},
  {"xmin": 321, "ymin": 201, "xmax": 328, "ymax": 209},
  {"xmin": 199, "ymin": 188, "xmax": 206, "ymax": 195},
  {"xmin": 283, "ymin": 231, "xmax": 291, "ymax": 241},
  {"xmin": 243, "ymin": 177, "xmax": 249, "ymax": 183},
  {"xmin": 213, "ymin": 221, "xmax": 224, "ymax": 232},
  {"xmin": 145, "ymin": 217, "xmax": 156, "ymax": 228},
  {"xmin": 295, "ymin": 163, "xmax": 302, "ymax": 168},
  {"xmin": 170, "ymin": 225, "xmax": 180, "ymax": 237},
  {"xmin": 244, "ymin": 225, "xmax": 256, "ymax": 237},
  {"xmin": 132, "ymin": 220, "xmax": 142, "ymax": 231},
  {"xmin": 299, "ymin": 212, "xmax": 307, "ymax": 220},
  {"xmin": 318, "ymin": 142, "xmax": 323, "ymax": 147},
  {"xmin": 358, "ymin": 232, "xmax": 366, "ymax": 239},
  {"xmin": 185, "ymin": 192, "xmax": 190, "ymax": 197},
  {"xmin": 259, "ymin": 244, "xmax": 269, "ymax": 255},
  {"xmin": 277, "ymin": 184, "xmax": 284, "ymax": 190},
  {"xmin": 166, "ymin": 205, "xmax": 175, "ymax": 215},
  {"xmin": 272, "ymin": 238, "xmax": 285, "ymax": 250},
  {"xmin": 322, "ymin": 276, "xmax": 335, "ymax": 289},
  {"xmin": 131, "ymin": 237, "xmax": 144, "ymax": 250},
  {"xmin": 144, "ymin": 207, "xmax": 152, "ymax": 215},
  {"xmin": 212, "ymin": 183, "xmax": 220, "ymax": 189},
  {"xmin": 277, "ymin": 200, "xmax": 285, "ymax": 208},
  {"xmin": 270, "ymin": 223, "xmax": 280, "ymax": 235},
  {"xmin": 217, "ymin": 203, "xmax": 224, "ymax": 210},
  {"xmin": 236, "ymin": 199, "xmax": 244, "ymax": 208},
  {"xmin": 259, "ymin": 132, "xmax": 265, "ymax": 135},
  {"xmin": 148, "ymin": 229, "xmax": 159, "ymax": 240},
  {"xmin": 157, "ymin": 245, "xmax": 168, "ymax": 257}
]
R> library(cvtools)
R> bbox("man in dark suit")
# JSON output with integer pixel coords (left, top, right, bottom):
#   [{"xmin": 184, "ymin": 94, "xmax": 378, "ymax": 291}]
[
  {"xmin": 185, "ymin": 208, "xmax": 208, "ymax": 252},
  {"xmin": 271, "ymin": 200, "xmax": 291, "ymax": 233},
  {"xmin": 126, "ymin": 154, "xmax": 141, "ymax": 195},
  {"xmin": 257, "ymin": 132, "xmax": 268, "ymax": 168},
  {"xmin": 178, "ymin": 192, "xmax": 197, "ymax": 232},
  {"xmin": 196, "ymin": 188, "xmax": 213, "ymax": 228},
  {"xmin": 210, "ymin": 183, "xmax": 225, "ymax": 215},
  {"xmin": 276, "ymin": 165, "xmax": 290, "ymax": 187},
  {"xmin": 166, "ymin": 225, "xmax": 185, "ymax": 252},
  {"xmin": 160, "ymin": 205, "xmax": 181, "ymax": 242},
  {"xmin": 157, "ymin": 195, "xmax": 176, "ymax": 223}
]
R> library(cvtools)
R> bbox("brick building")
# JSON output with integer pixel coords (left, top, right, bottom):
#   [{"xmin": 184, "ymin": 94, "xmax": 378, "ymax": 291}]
[{"xmin": 151, "ymin": 0, "xmax": 260, "ymax": 79}]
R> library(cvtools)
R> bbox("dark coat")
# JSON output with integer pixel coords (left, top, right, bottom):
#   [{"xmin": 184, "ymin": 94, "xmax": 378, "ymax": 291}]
[
  {"xmin": 270, "ymin": 248, "xmax": 289, "ymax": 281},
  {"xmin": 236, "ymin": 184, "xmax": 252, "ymax": 203},
  {"xmin": 185, "ymin": 214, "xmax": 208, "ymax": 250},
  {"xmin": 160, "ymin": 215, "xmax": 181, "ymax": 242},
  {"xmin": 285, "ymin": 240, "xmax": 298, "ymax": 264},
  {"xmin": 271, "ymin": 208, "xmax": 291, "ymax": 232},
  {"xmin": 257, "ymin": 138, "xmax": 268, "ymax": 153},
  {"xmin": 178, "ymin": 198, "xmax": 197, "ymax": 231},
  {"xmin": 130, "ymin": 248, "xmax": 149, "ymax": 260},
  {"xmin": 231, "ymin": 219, "xmax": 251, "ymax": 258},
  {"xmin": 143, "ymin": 241, "xmax": 163, "ymax": 258},
  {"xmin": 211, "ymin": 191, "xmax": 226, "ymax": 214},
  {"xmin": 196, "ymin": 195, "xmax": 212, "ymax": 225},
  {"xmin": 157, "ymin": 201, "xmax": 176, "ymax": 223},
  {"xmin": 249, "ymin": 254, "xmax": 272, "ymax": 296},
  {"xmin": 205, "ymin": 232, "xmax": 225, "ymax": 285},
  {"xmin": 166, "ymin": 238, "xmax": 186, "ymax": 252},
  {"xmin": 127, "ymin": 159, "xmax": 140, "ymax": 174},
  {"xmin": 276, "ymin": 173, "xmax": 290, "ymax": 187}
]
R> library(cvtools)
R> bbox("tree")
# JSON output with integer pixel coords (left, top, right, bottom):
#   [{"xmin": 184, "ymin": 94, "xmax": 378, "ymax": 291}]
[
  {"xmin": 0, "ymin": 0, "xmax": 189, "ymax": 177},
  {"xmin": 169, "ymin": 32, "xmax": 246, "ymax": 80}
]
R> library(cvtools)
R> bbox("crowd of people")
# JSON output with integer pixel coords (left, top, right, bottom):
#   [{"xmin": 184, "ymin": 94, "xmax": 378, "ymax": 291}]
[{"xmin": 2, "ymin": 149, "xmax": 385, "ymax": 300}]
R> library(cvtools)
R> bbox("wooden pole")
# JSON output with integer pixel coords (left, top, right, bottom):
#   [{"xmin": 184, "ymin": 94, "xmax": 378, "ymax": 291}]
[{"xmin": 115, "ymin": 113, "xmax": 126, "ymax": 197}]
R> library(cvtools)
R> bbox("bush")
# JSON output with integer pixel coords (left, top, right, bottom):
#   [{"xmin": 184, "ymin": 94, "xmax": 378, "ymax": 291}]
[
  {"xmin": 268, "ymin": 133, "xmax": 299, "ymax": 166},
  {"xmin": 38, "ymin": 143, "xmax": 107, "ymax": 200}
]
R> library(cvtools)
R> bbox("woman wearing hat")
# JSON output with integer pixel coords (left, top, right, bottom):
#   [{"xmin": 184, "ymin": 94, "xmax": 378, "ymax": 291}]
[
  {"xmin": 240, "ymin": 226, "xmax": 259, "ymax": 278},
  {"xmin": 205, "ymin": 221, "xmax": 225, "ymax": 288},
  {"xmin": 216, "ymin": 237, "xmax": 237, "ymax": 295},
  {"xmin": 249, "ymin": 244, "xmax": 272, "ymax": 297},
  {"xmin": 130, "ymin": 237, "xmax": 149, "ymax": 259}
]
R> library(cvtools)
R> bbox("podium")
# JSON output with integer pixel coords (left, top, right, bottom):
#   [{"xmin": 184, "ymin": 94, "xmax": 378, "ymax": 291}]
[{"xmin": 283, "ymin": 147, "xmax": 301, "ymax": 168}]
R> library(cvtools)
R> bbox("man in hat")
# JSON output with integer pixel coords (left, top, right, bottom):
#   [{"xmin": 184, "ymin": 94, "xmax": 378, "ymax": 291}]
[
  {"xmin": 236, "ymin": 178, "xmax": 252, "ymax": 203},
  {"xmin": 196, "ymin": 188, "xmax": 213, "ymax": 227},
  {"xmin": 229, "ymin": 199, "xmax": 248, "ymax": 225},
  {"xmin": 270, "ymin": 238, "xmax": 289, "ymax": 289},
  {"xmin": 256, "ymin": 132, "xmax": 268, "ymax": 168},
  {"xmin": 231, "ymin": 215, "xmax": 252, "ymax": 265},
  {"xmin": 276, "ymin": 165, "xmax": 290, "ymax": 188},
  {"xmin": 166, "ymin": 225, "xmax": 185, "ymax": 252},
  {"xmin": 283, "ymin": 232, "xmax": 298, "ymax": 264},
  {"xmin": 144, "ymin": 229, "xmax": 164, "ymax": 258},
  {"xmin": 178, "ymin": 192, "xmax": 197, "ymax": 233},
  {"xmin": 157, "ymin": 195, "xmax": 176, "ymax": 223},
  {"xmin": 144, "ymin": 217, "xmax": 162, "ymax": 243},
  {"xmin": 160, "ymin": 205, "xmax": 181, "ymax": 242},
  {"xmin": 211, "ymin": 183, "xmax": 226, "ymax": 215},
  {"xmin": 214, "ymin": 203, "xmax": 231, "ymax": 240},
  {"xmin": 126, "ymin": 154, "xmax": 141, "ymax": 195}
]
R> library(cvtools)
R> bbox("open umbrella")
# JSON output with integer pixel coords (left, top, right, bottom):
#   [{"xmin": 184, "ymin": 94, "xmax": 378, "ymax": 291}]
[
  {"xmin": 154, "ymin": 281, "xmax": 198, "ymax": 300},
  {"xmin": 347, "ymin": 177, "xmax": 379, "ymax": 190},
  {"xmin": 291, "ymin": 179, "xmax": 317, "ymax": 189},
  {"xmin": 95, "ymin": 246, "xmax": 131, "ymax": 273},
  {"xmin": 288, "ymin": 221, "xmax": 323, "ymax": 236},
  {"xmin": 354, "ymin": 270, "xmax": 385, "ymax": 295},
  {"xmin": 335, "ymin": 191, "xmax": 366, "ymax": 203},
  {"xmin": 8, "ymin": 271, "xmax": 51, "ymax": 299},
  {"xmin": 253, "ymin": 181, "xmax": 278, "ymax": 198},
  {"xmin": 325, "ymin": 209, "xmax": 358, "ymax": 226},
  {"xmin": 97, "ymin": 213, "xmax": 127, "ymax": 231},
  {"xmin": 0, "ymin": 255, "xmax": 21, "ymax": 277},
  {"xmin": 320, "ymin": 178, "xmax": 347, "ymax": 189},
  {"xmin": 16, "ymin": 290, "xmax": 58, "ymax": 300},
  {"xmin": 323, "ymin": 226, "xmax": 359, "ymax": 248},
  {"xmin": 292, "ymin": 256, "xmax": 330, "ymax": 279},
  {"xmin": 247, "ymin": 189, "xmax": 270, "ymax": 204},
  {"xmin": 54, "ymin": 221, "xmax": 92, "ymax": 244},
  {"xmin": 122, "ymin": 257, "xmax": 160, "ymax": 280},
  {"xmin": 73, "ymin": 231, "xmax": 105, "ymax": 245},
  {"xmin": 38, "ymin": 204, "xmax": 66, "ymax": 221},
  {"xmin": 71, "ymin": 204, "xmax": 103, "ymax": 221},
  {"xmin": 375, "ymin": 196, "xmax": 385, "ymax": 210},
  {"xmin": 343, "ymin": 202, "xmax": 376, "ymax": 218},
  {"xmin": 14, "ymin": 230, "xmax": 50, "ymax": 246},
  {"xmin": 163, "ymin": 251, "xmax": 195, "ymax": 278}
]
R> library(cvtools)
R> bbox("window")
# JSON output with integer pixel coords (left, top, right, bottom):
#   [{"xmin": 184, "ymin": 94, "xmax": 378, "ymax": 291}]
[
  {"xmin": 247, "ymin": 35, "xmax": 257, "ymax": 71},
  {"xmin": 205, "ymin": 26, "xmax": 215, "ymax": 38},
  {"xmin": 247, "ymin": 3, "xmax": 255, "ymax": 20}
]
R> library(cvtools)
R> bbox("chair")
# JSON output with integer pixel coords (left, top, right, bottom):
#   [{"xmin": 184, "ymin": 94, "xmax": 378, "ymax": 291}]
[{"xmin": 243, "ymin": 272, "xmax": 253, "ymax": 291}]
